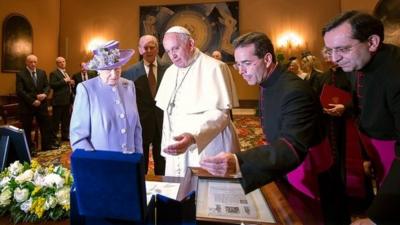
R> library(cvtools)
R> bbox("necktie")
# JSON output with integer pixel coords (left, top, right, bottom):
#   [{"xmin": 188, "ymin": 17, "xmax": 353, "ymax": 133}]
[
  {"xmin": 82, "ymin": 72, "xmax": 88, "ymax": 81},
  {"xmin": 32, "ymin": 71, "xmax": 37, "ymax": 86},
  {"xmin": 63, "ymin": 71, "xmax": 72, "ymax": 93},
  {"xmin": 148, "ymin": 63, "xmax": 156, "ymax": 98}
]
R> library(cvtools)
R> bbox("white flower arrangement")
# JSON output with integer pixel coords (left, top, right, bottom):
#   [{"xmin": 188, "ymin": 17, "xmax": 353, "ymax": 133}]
[{"xmin": 0, "ymin": 160, "xmax": 73, "ymax": 223}]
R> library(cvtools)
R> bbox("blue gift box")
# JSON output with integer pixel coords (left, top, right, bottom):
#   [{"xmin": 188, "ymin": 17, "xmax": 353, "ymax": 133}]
[
  {"xmin": 71, "ymin": 149, "xmax": 146, "ymax": 223},
  {"xmin": 146, "ymin": 191, "xmax": 196, "ymax": 225}
]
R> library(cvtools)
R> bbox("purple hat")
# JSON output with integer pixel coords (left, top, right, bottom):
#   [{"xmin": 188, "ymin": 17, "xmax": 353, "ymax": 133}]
[{"xmin": 86, "ymin": 40, "xmax": 135, "ymax": 70}]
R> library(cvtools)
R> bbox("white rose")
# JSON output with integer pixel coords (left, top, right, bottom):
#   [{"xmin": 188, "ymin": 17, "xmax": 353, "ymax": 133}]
[
  {"xmin": 0, "ymin": 188, "xmax": 12, "ymax": 206},
  {"xmin": 44, "ymin": 196, "xmax": 57, "ymax": 210},
  {"xmin": 15, "ymin": 169, "xmax": 34, "ymax": 184},
  {"xmin": 33, "ymin": 173, "xmax": 45, "ymax": 187},
  {"xmin": 13, "ymin": 187, "xmax": 30, "ymax": 203},
  {"xmin": 0, "ymin": 177, "xmax": 10, "ymax": 188},
  {"xmin": 20, "ymin": 198, "xmax": 32, "ymax": 213},
  {"xmin": 9, "ymin": 161, "xmax": 23, "ymax": 176},
  {"xmin": 44, "ymin": 174, "xmax": 64, "ymax": 188},
  {"xmin": 55, "ymin": 187, "xmax": 70, "ymax": 207}
]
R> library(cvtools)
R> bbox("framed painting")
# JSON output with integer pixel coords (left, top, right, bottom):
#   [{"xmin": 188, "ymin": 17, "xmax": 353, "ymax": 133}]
[
  {"xmin": 374, "ymin": 0, "xmax": 400, "ymax": 46},
  {"xmin": 1, "ymin": 14, "xmax": 33, "ymax": 73},
  {"xmin": 139, "ymin": 1, "xmax": 239, "ymax": 63}
]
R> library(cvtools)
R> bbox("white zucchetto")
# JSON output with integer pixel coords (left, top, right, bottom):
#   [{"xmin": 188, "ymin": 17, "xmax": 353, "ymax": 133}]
[{"xmin": 165, "ymin": 26, "xmax": 191, "ymax": 35}]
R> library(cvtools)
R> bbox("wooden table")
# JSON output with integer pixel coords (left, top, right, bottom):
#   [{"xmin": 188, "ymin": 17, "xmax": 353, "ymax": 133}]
[{"xmin": 0, "ymin": 172, "xmax": 306, "ymax": 225}]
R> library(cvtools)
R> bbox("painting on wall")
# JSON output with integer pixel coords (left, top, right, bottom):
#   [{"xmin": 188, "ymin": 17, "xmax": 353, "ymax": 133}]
[
  {"xmin": 374, "ymin": 0, "xmax": 400, "ymax": 46},
  {"xmin": 1, "ymin": 14, "xmax": 33, "ymax": 73},
  {"xmin": 139, "ymin": 1, "xmax": 239, "ymax": 63}
]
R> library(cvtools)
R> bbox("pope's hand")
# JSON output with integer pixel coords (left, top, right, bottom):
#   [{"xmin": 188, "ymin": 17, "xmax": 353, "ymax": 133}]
[
  {"xmin": 163, "ymin": 133, "xmax": 195, "ymax": 156},
  {"xmin": 200, "ymin": 152, "xmax": 237, "ymax": 176}
]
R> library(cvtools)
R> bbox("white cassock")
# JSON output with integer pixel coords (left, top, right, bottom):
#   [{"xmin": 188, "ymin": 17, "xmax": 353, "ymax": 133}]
[{"xmin": 155, "ymin": 49, "xmax": 240, "ymax": 177}]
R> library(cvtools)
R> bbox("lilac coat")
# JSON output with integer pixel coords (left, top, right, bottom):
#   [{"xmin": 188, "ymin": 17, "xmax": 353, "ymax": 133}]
[{"xmin": 70, "ymin": 77, "xmax": 143, "ymax": 153}]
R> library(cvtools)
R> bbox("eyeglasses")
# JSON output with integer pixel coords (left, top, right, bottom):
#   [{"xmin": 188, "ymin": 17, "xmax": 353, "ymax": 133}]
[
  {"xmin": 233, "ymin": 59, "xmax": 261, "ymax": 70},
  {"xmin": 324, "ymin": 41, "xmax": 365, "ymax": 57}
]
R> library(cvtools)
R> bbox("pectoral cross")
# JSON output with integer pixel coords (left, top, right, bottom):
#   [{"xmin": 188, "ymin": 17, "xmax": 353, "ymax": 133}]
[{"xmin": 167, "ymin": 102, "xmax": 175, "ymax": 115}]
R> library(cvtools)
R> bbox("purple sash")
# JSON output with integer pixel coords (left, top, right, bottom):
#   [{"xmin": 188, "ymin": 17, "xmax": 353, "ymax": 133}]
[
  {"xmin": 358, "ymin": 132, "xmax": 396, "ymax": 187},
  {"xmin": 287, "ymin": 119, "xmax": 369, "ymax": 199},
  {"xmin": 287, "ymin": 138, "xmax": 332, "ymax": 200}
]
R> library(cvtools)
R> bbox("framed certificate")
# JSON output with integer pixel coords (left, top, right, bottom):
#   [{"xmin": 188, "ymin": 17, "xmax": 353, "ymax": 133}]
[
  {"xmin": 196, "ymin": 177, "xmax": 276, "ymax": 224},
  {"xmin": 183, "ymin": 168, "xmax": 293, "ymax": 225}
]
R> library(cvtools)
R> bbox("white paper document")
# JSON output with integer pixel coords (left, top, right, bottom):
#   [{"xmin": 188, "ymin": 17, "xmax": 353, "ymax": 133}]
[
  {"xmin": 197, "ymin": 179, "xmax": 275, "ymax": 223},
  {"xmin": 207, "ymin": 182, "xmax": 258, "ymax": 219},
  {"xmin": 145, "ymin": 181, "xmax": 180, "ymax": 204}
]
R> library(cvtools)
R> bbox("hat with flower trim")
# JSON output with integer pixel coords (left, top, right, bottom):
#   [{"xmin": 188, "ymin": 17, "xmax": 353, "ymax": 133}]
[{"xmin": 85, "ymin": 40, "xmax": 134, "ymax": 70}]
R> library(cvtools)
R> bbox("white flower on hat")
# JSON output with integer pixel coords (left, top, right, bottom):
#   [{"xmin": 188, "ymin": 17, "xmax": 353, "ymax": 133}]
[
  {"xmin": 87, "ymin": 48, "xmax": 121, "ymax": 69},
  {"xmin": 85, "ymin": 40, "xmax": 134, "ymax": 70}
]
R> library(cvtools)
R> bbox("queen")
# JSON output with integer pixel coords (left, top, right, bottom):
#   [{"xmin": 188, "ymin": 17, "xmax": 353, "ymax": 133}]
[{"xmin": 70, "ymin": 40, "xmax": 143, "ymax": 154}]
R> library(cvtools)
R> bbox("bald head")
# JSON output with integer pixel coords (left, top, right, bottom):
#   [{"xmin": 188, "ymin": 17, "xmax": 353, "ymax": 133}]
[
  {"xmin": 212, "ymin": 50, "xmax": 222, "ymax": 61},
  {"xmin": 56, "ymin": 56, "xmax": 66, "ymax": 70},
  {"xmin": 26, "ymin": 54, "xmax": 38, "ymax": 70},
  {"xmin": 138, "ymin": 35, "xmax": 159, "ymax": 63}
]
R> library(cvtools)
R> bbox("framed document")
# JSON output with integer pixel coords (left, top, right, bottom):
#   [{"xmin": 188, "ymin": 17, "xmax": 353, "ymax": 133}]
[{"xmin": 196, "ymin": 178, "xmax": 276, "ymax": 224}]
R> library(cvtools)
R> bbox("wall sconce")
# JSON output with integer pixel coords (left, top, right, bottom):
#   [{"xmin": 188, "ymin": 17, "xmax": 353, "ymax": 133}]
[
  {"xmin": 277, "ymin": 32, "xmax": 303, "ymax": 49},
  {"xmin": 276, "ymin": 32, "xmax": 304, "ymax": 59},
  {"xmin": 86, "ymin": 37, "xmax": 107, "ymax": 53}
]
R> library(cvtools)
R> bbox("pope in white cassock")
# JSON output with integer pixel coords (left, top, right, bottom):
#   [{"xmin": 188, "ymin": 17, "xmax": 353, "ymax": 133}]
[{"xmin": 155, "ymin": 26, "xmax": 240, "ymax": 177}]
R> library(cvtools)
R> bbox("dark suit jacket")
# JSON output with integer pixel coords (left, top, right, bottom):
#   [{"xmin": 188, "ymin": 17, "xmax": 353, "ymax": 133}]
[
  {"xmin": 72, "ymin": 70, "xmax": 98, "ymax": 84},
  {"xmin": 122, "ymin": 60, "xmax": 169, "ymax": 143},
  {"xmin": 72, "ymin": 70, "xmax": 98, "ymax": 95},
  {"xmin": 49, "ymin": 69, "xmax": 73, "ymax": 106},
  {"xmin": 16, "ymin": 68, "xmax": 50, "ymax": 113},
  {"xmin": 236, "ymin": 65, "xmax": 324, "ymax": 193}
]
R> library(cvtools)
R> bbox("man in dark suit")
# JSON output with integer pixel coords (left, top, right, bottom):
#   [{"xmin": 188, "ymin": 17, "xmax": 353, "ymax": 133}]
[
  {"xmin": 122, "ymin": 35, "xmax": 169, "ymax": 175},
  {"xmin": 49, "ymin": 57, "xmax": 75, "ymax": 142},
  {"xmin": 16, "ymin": 54, "xmax": 58, "ymax": 153},
  {"xmin": 72, "ymin": 62, "xmax": 98, "ymax": 95}
]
